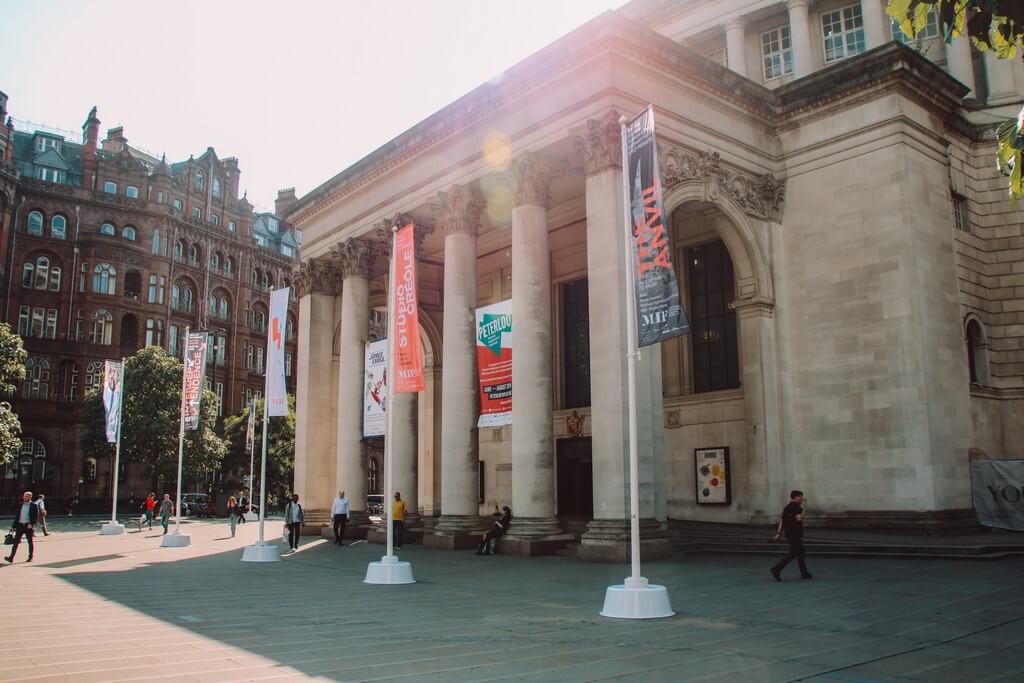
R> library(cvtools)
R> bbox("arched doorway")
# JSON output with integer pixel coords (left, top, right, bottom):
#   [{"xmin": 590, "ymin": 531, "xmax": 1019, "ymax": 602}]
[{"xmin": 120, "ymin": 314, "xmax": 139, "ymax": 353}]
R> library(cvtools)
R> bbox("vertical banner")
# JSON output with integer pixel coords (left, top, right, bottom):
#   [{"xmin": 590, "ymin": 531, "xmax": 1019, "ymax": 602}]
[
  {"xmin": 476, "ymin": 300, "xmax": 512, "ymax": 427},
  {"xmin": 393, "ymin": 223, "xmax": 425, "ymax": 393},
  {"xmin": 624, "ymin": 106, "xmax": 689, "ymax": 346},
  {"xmin": 971, "ymin": 460, "xmax": 1024, "ymax": 530},
  {"xmin": 363, "ymin": 339, "xmax": 387, "ymax": 437},
  {"xmin": 246, "ymin": 399, "xmax": 256, "ymax": 451},
  {"xmin": 265, "ymin": 287, "xmax": 290, "ymax": 417},
  {"xmin": 182, "ymin": 331, "xmax": 209, "ymax": 431},
  {"xmin": 102, "ymin": 360, "xmax": 124, "ymax": 443}
]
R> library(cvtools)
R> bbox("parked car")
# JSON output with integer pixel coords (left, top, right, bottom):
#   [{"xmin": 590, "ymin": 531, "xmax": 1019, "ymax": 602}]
[
  {"xmin": 180, "ymin": 493, "xmax": 211, "ymax": 518},
  {"xmin": 367, "ymin": 494, "xmax": 384, "ymax": 516}
]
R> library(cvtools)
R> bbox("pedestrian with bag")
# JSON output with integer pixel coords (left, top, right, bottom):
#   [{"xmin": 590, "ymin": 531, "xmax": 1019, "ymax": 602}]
[
  {"xmin": 284, "ymin": 493, "xmax": 304, "ymax": 553},
  {"xmin": 158, "ymin": 494, "xmax": 174, "ymax": 535},
  {"xmin": 331, "ymin": 490, "xmax": 349, "ymax": 546},
  {"xmin": 226, "ymin": 496, "xmax": 240, "ymax": 538},
  {"xmin": 771, "ymin": 490, "xmax": 813, "ymax": 581},
  {"xmin": 5, "ymin": 491, "xmax": 38, "ymax": 563}
]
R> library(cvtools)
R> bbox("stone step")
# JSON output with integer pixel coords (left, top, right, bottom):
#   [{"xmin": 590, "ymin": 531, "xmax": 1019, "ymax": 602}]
[
  {"xmin": 555, "ymin": 543, "xmax": 579, "ymax": 559},
  {"xmin": 675, "ymin": 540, "xmax": 1024, "ymax": 561}
]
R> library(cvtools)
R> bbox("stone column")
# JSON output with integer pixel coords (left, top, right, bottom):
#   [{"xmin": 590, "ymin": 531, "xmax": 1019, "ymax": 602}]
[
  {"xmin": 333, "ymin": 238, "xmax": 374, "ymax": 528},
  {"xmin": 506, "ymin": 152, "xmax": 561, "ymax": 541},
  {"xmin": 724, "ymin": 18, "xmax": 747, "ymax": 78},
  {"xmin": 571, "ymin": 112, "xmax": 670, "ymax": 563},
  {"xmin": 292, "ymin": 258, "xmax": 341, "ymax": 530},
  {"xmin": 787, "ymin": 0, "xmax": 814, "ymax": 79},
  {"xmin": 983, "ymin": 51, "xmax": 1017, "ymax": 103},
  {"xmin": 861, "ymin": 0, "xmax": 889, "ymax": 50},
  {"xmin": 430, "ymin": 185, "xmax": 485, "ymax": 543},
  {"xmin": 944, "ymin": 36, "xmax": 976, "ymax": 98}
]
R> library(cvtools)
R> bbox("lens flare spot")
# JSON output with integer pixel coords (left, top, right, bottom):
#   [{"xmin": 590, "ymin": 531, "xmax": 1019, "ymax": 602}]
[{"xmin": 483, "ymin": 132, "xmax": 512, "ymax": 172}]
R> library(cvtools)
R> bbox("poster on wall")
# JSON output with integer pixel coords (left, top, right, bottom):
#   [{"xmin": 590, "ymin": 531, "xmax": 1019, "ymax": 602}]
[
  {"xmin": 971, "ymin": 459, "xmax": 1024, "ymax": 530},
  {"xmin": 695, "ymin": 447, "xmax": 731, "ymax": 505},
  {"xmin": 476, "ymin": 300, "xmax": 512, "ymax": 427},
  {"xmin": 363, "ymin": 339, "xmax": 387, "ymax": 438}
]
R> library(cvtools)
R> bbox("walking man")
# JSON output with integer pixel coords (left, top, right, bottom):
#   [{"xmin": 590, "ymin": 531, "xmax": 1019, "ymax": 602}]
[
  {"xmin": 158, "ymin": 494, "xmax": 173, "ymax": 535},
  {"xmin": 331, "ymin": 490, "xmax": 349, "ymax": 546},
  {"xmin": 771, "ymin": 490, "xmax": 813, "ymax": 581},
  {"xmin": 391, "ymin": 491, "xmax": 407, "ymax": 550},
  {"xmin": 284, "ymin": 493, "xmax": 304, "ymax": 553},
  {"xmin": 237, "ymin": 491, "xmax": 248, "ymax": 524},
  {"xmin": 5, "ymin": 491, "xmax": 38, "ymax": 563},
  {"xmin": 34, "ymin": 494, "xmax": 49, "ymax": 536}
]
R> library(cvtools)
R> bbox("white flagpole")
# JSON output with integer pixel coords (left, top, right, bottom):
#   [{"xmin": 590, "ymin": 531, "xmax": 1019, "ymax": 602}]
[
  {"xmin": 384, "ymin": 227, "xmax": 397, "ymax": 560},
  {"xmin": 257, "ymin": 383, "xmax": 269, "ymax": 545},
  {"xmin": 101, "ymin": 359, "xmax": 126, "ymax": 535},
  {"xmin": 247, "ymin": 402, "xmax": 255, "ymax": 515},
  {"xmin": 162, "ymin": 328, "xmax": 192, "ymax": 546}
]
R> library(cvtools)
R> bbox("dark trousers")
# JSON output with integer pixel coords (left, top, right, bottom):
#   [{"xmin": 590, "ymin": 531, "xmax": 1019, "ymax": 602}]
[
  {"xmin": 392, "ymin": 520, "xmax": 404, "ymax": 547},
  {"xmin": 773, "ymin": 536, "xmax": 810, "ymax": 576},
  {"xmin": 7, "ymin": 523, "xmax": 34, "ymax": 560},
  {"xmin": 477, "ymin": 529, "xmax": 501, "ymax": 554},
  {"xmin": 333, "ymin": 514, "xmax": 348, "ymax": 544},
  {"xmin": 288, "ymin": 522, "xmax": 301, "ymax": 549}
]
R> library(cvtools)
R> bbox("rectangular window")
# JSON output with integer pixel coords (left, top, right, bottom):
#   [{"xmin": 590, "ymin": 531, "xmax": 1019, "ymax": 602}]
[
  {"xmin": 822, "ymin": 4, "xmax": 865, "ymax": 63},
  {"xmin": 953, "ymin": 194, "xmax": 969, "ymax": 232},
  {"xmin": 216, "ymin": 382, "xmax": 224, "ymax": 416},
  {"xmin": 192, "ymin": 207, "xmax": 202, "ymax": 220},
  {"xmin": 228, "ymin": 221, "xmax": 237, "ymax": 233},
  {"xmin": 126, "ymin": 186, "xmax": 139, "ymax": 199},
  {"xmin": 80, "ymin": 263, "xmax": 88, "ymax": 292},
  {"xmin": 173, "ymin": 199, "xmax": 183, "ymax": 212},
  {"xmin": 169, "ymin": 325, "xmax": 180, "ymax": 357},
  {"xmin": 30, "ymin": 307, "xmax": 45, "ymax": 338},
  {"xmin": 152, "ymin": 229, "xmax": 160, "ymax": 255},
  {"xmin": 282, "ymin": 245, "xmax": 295, "ymax": 257},
  {"xmin": 44, "ymin": 309, "xmax": 58, "ymax": 339},
  {"xmin": 103, "ymin": 181, "xmax": 117, "ymax": 194},
  {"xmin": 256, "ymin": 348, "xmax": 264, "ymax": 373},
  {"xmin": 761, "ymin": 26, "xmax": 793, "ymax": 80},
  {"xmin": 285, "ymin": 353, "xmax": 292, "ymax": 377},
  {"xmin": 17, "ymin": 306, "xmax": 30, "ymax": 337},
  {"xmin": 157, "ymin": 191, "xmax": 166, "ymax": 204},
  {"xmin": 688, "ymin": 240, "xmax": 740, "ymax": 393},
  {"xmin": 245, "ymin": 344, "xmax": 254, "ymax": 369},
  {"xmin": 211, "ymin": 213, "xmax": 220, "ymax": 226},
  {"xmin": 891, "ymin": 10, "xmax": 938, "ymax": 43},
  {"xmin": 75, "ymin": 309, "xmax": 83, "ymax": 342},
  {"xmin": 561, "ymin": 278, "xmax": 591, "ymax": 409}
]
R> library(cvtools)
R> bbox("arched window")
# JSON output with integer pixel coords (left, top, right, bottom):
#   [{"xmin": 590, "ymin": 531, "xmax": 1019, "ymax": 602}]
[
  {"xmin": 218, "ymin": 296, "xmax": 229, "ymax": 320},
  {"xmin": 286, "ymin": 316, "xmax": 295, "ymax": 341},
  {"xmin": 210, "ymin": 252, "xmax": 220, "ymax": 271},
  {"xmin": 92, "ymin": 263, "xmax": 116, "ymax": 295},
  {"xmin": 966, "ymin": 319, "xmax": 988, "ymax": 385},
  {"xmin": 212, "ymin": 178, "xmax": 221, "ymax": 198},
  {"xmin": 188, "ymin": 244, "xmax": 200, "ymax": 266},
  {"xmin": 224, "ymin": 257, "xmax": 234, "ymax": 276},
  {"xmin": 23, "ymin": 357, "xmax": 50, "ymax": 399},
  {"xmin": 89, "ymin": 309, "xmax": 113, "ymax": 345},
  {"xmin": 253, "ymin": 308, "xmax": 266, "ymax": 334},
  {"xmin": 194, "ymin": 169, "xmax": 204, "ymax": 191},
  {"xmin": 173, "ymin": 198, "xmax": 183, "ymax": 212},
  {"xmin": 50, "ymin": 214, "xmax": 67, "ymax": 239},
  {"xmin": 19, "ymin": 438, "xmax": 47, "ymax": 485},
  {"xmin": 251, "ymin": 268, "xmax": 259, "ymax": 286},
  {"xmin": 687, "ymin": 240, "xmax": 740, "ymax": 393},
  {"xmin": 85, "ymin": 361, "xmax": 104, "ymax": 392},
  {"xmin": 124, "ymin": 270, "xmax": 142, "ymax": 299},
  {"xmin": 174, "ymin": 239, "xmax": 185, "ymax": 261},
  {"xmin": 27, "ymin": 210, "xmax": 44, "ymax": 236},
  {"xmin": 32, "ymin": 256, "xmax": 48, "ymax": 289},
  {"xmin": 100, "ymin": 222, "xmax": 116, "ymax": 236},
  {"xmin": 183, "ymin": 286, "xmax": 194, "ymax": 311},
  {"xmin": 122, "ymin": 226, "xmax": 137, "ymax": 241},
  {"xmin": 48, "ymin": 265, "xmax": 61, "ymax": 292},
  {"xmin": 262, "ymin": 272, "xmax": 270, "ymax": 289}
]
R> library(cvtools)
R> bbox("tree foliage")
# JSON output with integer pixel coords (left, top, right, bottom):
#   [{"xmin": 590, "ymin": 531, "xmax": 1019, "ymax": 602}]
[
  {"xmin": 82, "ymin": 346, "xmax": 226, "ymax": 487},
  {"xmin": 0, "ymin": 323, "xmax": 27, "ymax": 465},
  {"xmin": 222, "ymin": 395, "xmax": 295, "ymax": 507},
  {"xmin": 887, "ymin": 1, "xmax": 1024, "ymax": 203}
]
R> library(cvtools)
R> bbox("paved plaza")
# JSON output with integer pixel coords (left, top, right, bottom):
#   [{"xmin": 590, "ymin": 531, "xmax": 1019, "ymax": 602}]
[{"xmin": 1, "ymin": 518, "xmax": 1022, "ymax": 683}]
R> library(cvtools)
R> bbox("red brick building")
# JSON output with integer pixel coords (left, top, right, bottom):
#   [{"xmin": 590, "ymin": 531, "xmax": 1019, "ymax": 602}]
[{"xmin": 1, "ymin": 95, "xmax": 298, "ymax": 509}]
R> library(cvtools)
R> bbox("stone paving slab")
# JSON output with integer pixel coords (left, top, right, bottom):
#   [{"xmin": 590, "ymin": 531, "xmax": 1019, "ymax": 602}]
[{"xmin": 2, "ymin": 518, "xmax": 1023, "ymax": 682}]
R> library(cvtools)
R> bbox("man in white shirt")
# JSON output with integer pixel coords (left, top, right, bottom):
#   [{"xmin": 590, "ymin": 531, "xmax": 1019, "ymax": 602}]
[
  {"xmin": 5, "ymin": 491, "xmax": 38, "ymax": 563},
  {"xmin": 34, "ymin": 494, "xmax": 49, "ymax": 536},
  {"xmin": 284, "ymin": 494, "xmax": 304, "ymax": 553},
  {"xmin": 331, "ymin": 490, "xmax": 350, "ymax": 546}
]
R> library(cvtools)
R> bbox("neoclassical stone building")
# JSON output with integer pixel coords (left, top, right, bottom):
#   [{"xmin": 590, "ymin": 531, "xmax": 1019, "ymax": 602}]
[{"xmin": 288, "ymin": 0, "xmax": 1024, "ymax": 558}]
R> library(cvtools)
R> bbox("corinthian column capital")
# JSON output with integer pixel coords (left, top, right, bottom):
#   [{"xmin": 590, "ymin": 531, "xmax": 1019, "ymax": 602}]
[
  {"xmin": 512, "ymin": 151, "xmax": 552, "ymax": 208},
  {"xmin": 293, "ymin": 257, "xmax": 342, "ymax": 297},
  {"xmin": 571, "ymin": 111, "xmax": 622, "ymax": 176},
  {"xmin": 375, "ymin": 213, "xmax": 435, "ymax": 252},
  {"xmin": 433, "ymin": 184, "xmax": 482, "ymax": 237},
  {"xmin": 331, "ymin": 238, "xmax": 375, "ymax": 279}
]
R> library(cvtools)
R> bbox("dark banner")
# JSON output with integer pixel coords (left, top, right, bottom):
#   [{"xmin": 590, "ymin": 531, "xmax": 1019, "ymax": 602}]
[
  {"xmin": 624, "ymin": 106, "xmax": 689, "ymax": 347},
  {"xmin": 182, "ymin": 330, "xmax": 209, "ymax": 431}
]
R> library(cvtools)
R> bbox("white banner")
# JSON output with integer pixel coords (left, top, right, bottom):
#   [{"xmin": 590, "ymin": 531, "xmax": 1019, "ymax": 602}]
[
  {"xmin": 363, "ymin": 338, "xmax": 387, "ymax": 437},
  {"xmin": 102, "ymin": 360, "xmax": 123, "ymax": 443},
  {"xmin": 265, "ymin": 287, "xmax": 290, "ymax": 417},
  {"xmin": 971, "ymin": 459, "xmax": 1024, "ymax": 530}
]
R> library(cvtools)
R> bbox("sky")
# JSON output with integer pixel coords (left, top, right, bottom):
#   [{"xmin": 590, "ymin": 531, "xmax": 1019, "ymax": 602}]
[{"xmin": 0, "ymin": 0, "xmax": 623, "ymax": 213}]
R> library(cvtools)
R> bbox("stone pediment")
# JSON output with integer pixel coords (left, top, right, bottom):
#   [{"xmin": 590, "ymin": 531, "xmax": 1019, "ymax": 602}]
[{"xmin": 659, "ymin": 144, "xmax": 785, "ymax": 223}]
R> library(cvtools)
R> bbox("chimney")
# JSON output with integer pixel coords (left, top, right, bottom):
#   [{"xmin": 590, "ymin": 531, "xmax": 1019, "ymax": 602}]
[
  {"xmin": 82, "ymin": 106, "xmax": 100, "ymax": 189},
  {"xmin": 275, "ymin": 188, "xmax": 297, "ymax": 217},
  {"xmin": 0, "ymin": 91, "xmax": 8, "ymax": 121},
  {"xmin": 102, "ymin": 126, "xmax": 126, "ymax": 153},
  {"xmin": 223, "ymin": 157, "xmax": 240, "ymax": 199}
]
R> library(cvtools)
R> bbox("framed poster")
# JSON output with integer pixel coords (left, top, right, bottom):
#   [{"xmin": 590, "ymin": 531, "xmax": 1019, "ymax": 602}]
[{"xmin": 695, "ymin": 447, "xmax": 731, "ymax": 505}]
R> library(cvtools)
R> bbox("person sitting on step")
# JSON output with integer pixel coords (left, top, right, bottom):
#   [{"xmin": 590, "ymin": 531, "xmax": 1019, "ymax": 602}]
[{"xmin": 476, "ymin": 506, "xmax": 512, "ymax": 555}]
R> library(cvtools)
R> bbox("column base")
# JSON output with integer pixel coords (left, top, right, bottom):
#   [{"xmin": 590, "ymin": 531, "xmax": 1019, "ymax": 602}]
[
  {"xmin": 504, "ymin": 515, "xmax": 563, "ymax": 538},
  {"xmin": 424, "ymin": 515, "xmax": 487, "ymax": 550},
  {"xmin": 317, "ymin": 511, "xmax": 371, "ymax": 540},
  {"xmin": 579, "ymin": 518, "xmax": 672, "ymax": 563},
  {"xmin": 498, "ymin": 516, "xmax": 571, "ymax": 555},
  {"xmin": 300, "ymin": 509, "xmax": 332, "ymax": 537},
  {"xmin": 367, "ymin": 526, "xmax": 424, "ymax": 546}
]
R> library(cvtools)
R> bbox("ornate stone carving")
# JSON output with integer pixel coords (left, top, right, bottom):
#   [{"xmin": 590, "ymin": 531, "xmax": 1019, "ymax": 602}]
[
  {"xmin": 374, "ymin": 213, "xmax": 435, "ymax": 251},
  {"xmin": 292, "ymin": 257, "xmax": 342, "ymax": 297},
  {"xmin": 659, "ymin": 144, "xmax": 786, "ymax": 222},
  {"xmin": 332, "ymin": 238, "xmax": 375, "ymax": 279},
  {"xmin": 291, "ymin": 260, "xmax": 313, "ymax": 298},
  {"xmin": 571, "ymin": 111, "xmax": 622, "ymax": 175},
  {"xmin": 512, "ymin": 151, "xmax": 552, "ymax": 207},
  {"xmin": 432, "ymin": 184, "xmax": 482, "ymax": 236}
]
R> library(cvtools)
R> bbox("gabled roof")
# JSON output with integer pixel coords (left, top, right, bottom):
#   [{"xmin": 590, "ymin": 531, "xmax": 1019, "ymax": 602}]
[{"xmin": 33, "ymin": 147, "xmax": 70, "ymax": 170}]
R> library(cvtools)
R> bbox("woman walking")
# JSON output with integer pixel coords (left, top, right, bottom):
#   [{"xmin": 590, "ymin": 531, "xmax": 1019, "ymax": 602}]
[
  {"xmin": 158, "ymin": 494, "xmax": 173, "ymax": 535},
  {"xmin": 143, "ymin": 492, "xmax": 156, "ymax": 530},
  {"xmin": 226, "ymin": 496, "xmax": 240, "ymax": 538}
]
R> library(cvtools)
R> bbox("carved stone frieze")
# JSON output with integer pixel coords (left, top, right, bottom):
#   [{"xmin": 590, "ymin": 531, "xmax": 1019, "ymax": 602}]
[
  {"xmin": 433, "ymin": 184, "xmax": 482, "ymax": 237},
  {"xmin": 659, "ymin": 145, "xmax": 785, "ymax": 222},
  {"xmin": 512, "ymin": 151, "xmax": 552, "ymax": 207},
  {"xmin": 332, "ymin": 238, "xmax": 375, "ymax": 279},
  {"xmin": 571, "ymin": 111, "xmax": 623, "ymax": 175}
]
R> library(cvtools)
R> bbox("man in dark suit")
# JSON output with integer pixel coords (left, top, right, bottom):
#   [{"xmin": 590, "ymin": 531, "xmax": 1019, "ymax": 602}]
[
  {"xmin": 771, "ymin": 490, "xmax": 812, "ymax": 581},
  {"xmin": 5, "ymin": 490, "xmax": 38, "ymax": 563}
]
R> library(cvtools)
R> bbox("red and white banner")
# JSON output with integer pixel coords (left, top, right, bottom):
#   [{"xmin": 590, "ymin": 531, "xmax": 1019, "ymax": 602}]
[
  {"xmin": 265, "ymin": 287, "xmax": 290, "ymax": 417},
  {"xmin": 182, "ymin": 331, "xmax": 208, "ymax": 431},
  {"xmin": 392, "ymin": 223, "xmax": 424, "ymax": 393},
  {"xmin": 475, "ymin": 299, "xmax": 512, "ymax": 427}
]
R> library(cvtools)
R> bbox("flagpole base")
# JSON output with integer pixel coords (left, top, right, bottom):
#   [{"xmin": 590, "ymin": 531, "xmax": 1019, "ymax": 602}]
[
  {"xmin": 241, "ymin": 541, "xmax": 281, "ymax": 563},
  {"xmin": 99, "ymin": 522, "xmax": 125, "ymax": 535},
  {"xmin": 364, "ymin": 554, "xmax": 415, "ymax": 584},
  {"xmin": 160, "ymin": 531, "xmax": 191, "ymax": 548},
  {"xmin": 600, "ymin": 576, "xmax": 674, "ymax": 620}
]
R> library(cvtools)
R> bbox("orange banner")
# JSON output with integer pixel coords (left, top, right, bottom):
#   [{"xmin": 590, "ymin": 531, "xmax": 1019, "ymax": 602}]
[{"xmin": 393, "ymin": 223, "xmax": 424, "ymax": 393}]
